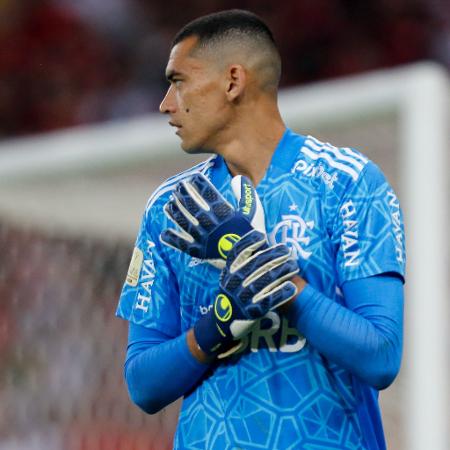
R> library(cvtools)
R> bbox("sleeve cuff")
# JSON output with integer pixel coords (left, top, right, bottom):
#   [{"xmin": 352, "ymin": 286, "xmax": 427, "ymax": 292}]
[{"xmin": 288, "ymin": 283, "xmax": 318, "ymax": 320}]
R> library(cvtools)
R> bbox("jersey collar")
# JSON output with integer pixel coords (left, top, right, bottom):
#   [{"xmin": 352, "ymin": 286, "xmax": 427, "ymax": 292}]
[
  {"xmin": 268, "ymin": 127, "xmax": 305, "ymax": 174},
  {"xmin": 211, "ymin": 128, "xmax": 305, "ymax": 190}
]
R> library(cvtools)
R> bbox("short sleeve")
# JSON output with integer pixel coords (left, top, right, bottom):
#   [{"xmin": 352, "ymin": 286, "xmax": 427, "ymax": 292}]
[
  {"xmin": 332, "ymin": 162, "xmax": 406, "ymax": 285},
  {"xmin": 116, "ymin": 204, "xmax": 181, "ymax": 337}
]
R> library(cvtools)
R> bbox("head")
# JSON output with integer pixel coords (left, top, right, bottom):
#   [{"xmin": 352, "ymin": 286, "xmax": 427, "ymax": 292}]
[{"xmin": 159, "ymin": 9, "xmax": 281, "ymax": 153}]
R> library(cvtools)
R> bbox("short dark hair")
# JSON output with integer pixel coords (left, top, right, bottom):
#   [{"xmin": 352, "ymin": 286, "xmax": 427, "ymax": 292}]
[
  {"xmin": 172, "ymin": 9, "xmax": 277, "ymax": 49},
  {"xmin": 172, "ymin": 10, "xmax": 281, "ymax": 92}
]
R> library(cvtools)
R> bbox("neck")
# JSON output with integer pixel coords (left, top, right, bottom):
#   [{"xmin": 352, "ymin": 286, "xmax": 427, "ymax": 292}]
[{"xmin": 214, "ymin": 97, "xmax": 286, "ymax": 186}]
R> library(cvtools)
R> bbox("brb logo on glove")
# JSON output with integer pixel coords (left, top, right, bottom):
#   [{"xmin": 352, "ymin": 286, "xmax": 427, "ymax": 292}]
[
  {"xmin": 214, "ymin": 294, "xmax": 233, "ymax": 322},
  {"xmin": 218, "ymin": 234, "xmax": 241, "ymax": 259}
]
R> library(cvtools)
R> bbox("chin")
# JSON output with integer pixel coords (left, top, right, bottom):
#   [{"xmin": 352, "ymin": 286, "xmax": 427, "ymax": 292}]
[{"xmin": 180, "ymin": 140, "xmax": 211, "ymax": 155}]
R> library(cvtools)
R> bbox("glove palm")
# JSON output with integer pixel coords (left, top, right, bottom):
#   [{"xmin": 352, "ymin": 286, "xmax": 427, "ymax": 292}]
[
  {"xmin": 160, "ymin": 173, "xmax": 265, "ymax": 268},
  {"xmin": 194, "ymin": 230, "xmax": 299, "ymax": 356}
]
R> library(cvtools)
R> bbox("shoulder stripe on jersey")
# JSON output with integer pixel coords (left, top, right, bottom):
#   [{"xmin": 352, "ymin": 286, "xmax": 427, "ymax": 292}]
[
  {"xmin": 301, "ymin": 146, "xmax": 359, "ymax": 180},
  {"xmin": 301, "ymin": 136, "xmax": 367, "ymax": 181},
  {"xmin": 145, "ymin": 156, "xmax": 216, "ymax": 211},
  {"xmin": 340, "ymin": 146, "xmax": 368, "ymax": 164},
  {"xmin": 305, "ymin": 137, "xmax": 365, "ymax": 171}
]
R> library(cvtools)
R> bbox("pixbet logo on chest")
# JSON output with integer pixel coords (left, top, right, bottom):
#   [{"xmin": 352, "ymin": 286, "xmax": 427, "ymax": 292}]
[{"xmin": 292, "ymin": 160, "xmax": 338, "ymax": 189}]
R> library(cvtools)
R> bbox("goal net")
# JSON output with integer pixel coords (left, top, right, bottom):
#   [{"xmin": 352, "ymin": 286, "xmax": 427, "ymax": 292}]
[{"xmin": 0, "ymin": 62, "xmax": 448, "ymax": 450}]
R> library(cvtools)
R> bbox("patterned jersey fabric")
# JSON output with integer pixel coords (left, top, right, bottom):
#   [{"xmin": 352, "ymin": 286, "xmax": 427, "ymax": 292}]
[{"xmin": 117, "ymin": 128, "xmax": 406, "ymax": 449}]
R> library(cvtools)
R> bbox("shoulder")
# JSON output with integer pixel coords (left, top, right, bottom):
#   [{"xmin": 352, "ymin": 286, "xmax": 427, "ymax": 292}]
[
  {"xmin": 290, "ymin": 135, "xmax": 370, "ymax": 189},
  {"xmin": 289, "ymin": 134, "xmax": 390, "ymax": 197},
  {"xmin": 144, "ymin": 156, "xmax": 217, "ymax": 216}
]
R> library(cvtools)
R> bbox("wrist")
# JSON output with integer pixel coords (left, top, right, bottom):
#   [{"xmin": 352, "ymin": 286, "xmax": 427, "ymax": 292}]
[
  {"xmin": 278, "ymin": 275, "xmax": 307, "ymax": 313},
  {"xmin": 193, "ymin": 307, "xmax": 232, "ymax": 357},
  {"xmin": 187, "ymin": 329, "xmax": 215, "ymax": 364}
]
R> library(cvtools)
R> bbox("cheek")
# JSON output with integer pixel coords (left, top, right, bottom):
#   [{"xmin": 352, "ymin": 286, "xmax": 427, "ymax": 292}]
[{"xmin": 196, "ymin": 91, "xmax": 228, "ymax": 121}]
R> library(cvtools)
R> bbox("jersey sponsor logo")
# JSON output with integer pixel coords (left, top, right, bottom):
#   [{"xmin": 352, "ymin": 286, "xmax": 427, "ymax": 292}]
[
  {"xmin": 236, "ymin": 311, "xmax": 306, "ymax": 354},
  {"xmin": 387, "ymin": 190, "xmax": 405, "ymax": 264},
  {"xmin": 134, "ymin": 239, "xmax": 157, "ymax": 313},
  {"xmin": 292, "ymin": 160, "xmax": 338, "ymax": 189},
  {"xmin": 198, "ymin": 307, "xmax": 306, "ymax": 354},
  {"xmin": 270, "ymin": 214, "xmax": 314, "ymax": 260},
  {"xmin": 199, "ymin": 304, "xmax": 213, "ymax": 315},
  {"xmin": 340, "ymin": 201, "xmax": 360, "ymax": 266},
  {"xmin": 217, "ymin": 234, "xmax": 241, "ymax": 259},
  {"xmin": 300, "ymin": 136, "xmax": 368, "ymax": 181},
  {"xmin": 189, "ymin": 257, "xmax": 208, "ymax": 267},
  {"xmin": 126, "ymin": 247, "xmax": 143, "ymax": 287},
  {"xmin": 214, "ymin": 294, "xmax": 233, "ymax": 322}
]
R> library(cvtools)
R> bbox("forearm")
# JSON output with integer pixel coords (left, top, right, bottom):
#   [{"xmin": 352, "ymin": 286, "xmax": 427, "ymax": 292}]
[
  {"xmin": 125, "ymin": 328, "xmax": 211, "ymax": 414},
  {"xmin": 288, "ymin": 275, "xmax": 403, "ymax": 389}
]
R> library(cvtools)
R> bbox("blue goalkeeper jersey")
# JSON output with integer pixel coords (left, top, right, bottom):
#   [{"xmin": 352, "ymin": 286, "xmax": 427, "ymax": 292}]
[{"xmin": 117, "ymin": 128, "xmax": 405, "ymax": 450}]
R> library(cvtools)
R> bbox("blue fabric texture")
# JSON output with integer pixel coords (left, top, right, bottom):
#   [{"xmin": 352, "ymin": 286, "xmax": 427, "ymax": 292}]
[
  {"xmin": 117, "ymin": 129, "xmax": 406, "ymax": 449},
  {"xmin": 125, "ymin": 326, "xmax": 210, "ymax": 414},
  {"xmin": 125, "ymin": 274, "xmax": 403, "ymax": 449}
]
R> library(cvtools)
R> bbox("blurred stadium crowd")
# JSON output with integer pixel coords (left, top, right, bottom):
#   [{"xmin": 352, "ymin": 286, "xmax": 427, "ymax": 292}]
[
  {"xmin": 0, "ymin": 0, "xmax": 449, "ymax": 139},
  {"xmin": 0, "ymin": 223, "xmax": 180, "ymax": 449}
]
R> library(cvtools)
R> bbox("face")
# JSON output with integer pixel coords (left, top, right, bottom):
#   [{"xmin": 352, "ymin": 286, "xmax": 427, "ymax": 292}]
[{"xmin": 159, "ymin": 36, "xmax": 231, "ymax": 153}]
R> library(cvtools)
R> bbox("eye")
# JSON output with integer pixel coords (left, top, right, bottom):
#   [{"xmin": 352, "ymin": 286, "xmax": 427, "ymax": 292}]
[{"xmin": 174, "ymin": 79, "xmax": 183, "ymax": 88}]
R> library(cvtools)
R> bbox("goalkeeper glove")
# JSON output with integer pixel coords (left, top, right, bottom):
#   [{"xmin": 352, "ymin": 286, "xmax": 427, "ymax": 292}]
[
  {"xmin": 160, "ymin": 173, "xmax": 265, "ymax": 268},
  {"xmin": 193, "ymin": 230, "xmax": 299, "ymax": 357}
]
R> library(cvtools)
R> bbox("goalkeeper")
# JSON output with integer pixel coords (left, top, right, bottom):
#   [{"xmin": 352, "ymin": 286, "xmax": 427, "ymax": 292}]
[{"xmin": 116, "ymin": 10, "xmax": 405, "ymax": 450}]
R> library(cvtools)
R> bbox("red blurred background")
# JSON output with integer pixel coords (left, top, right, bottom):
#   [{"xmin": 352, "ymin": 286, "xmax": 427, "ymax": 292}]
[{"xmin": 0, "ymin": 0, "xmax": 448, "ymax": 139}]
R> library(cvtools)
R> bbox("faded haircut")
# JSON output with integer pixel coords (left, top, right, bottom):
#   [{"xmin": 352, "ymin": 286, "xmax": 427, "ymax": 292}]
[{"xmin": 172, "ymin": 9, "xmax": 282, "ymax": 92}]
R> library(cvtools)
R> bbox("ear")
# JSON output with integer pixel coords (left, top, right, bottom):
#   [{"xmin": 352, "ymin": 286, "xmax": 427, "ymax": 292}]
[{"xmin": 225, "ymin": 65, "xmax": 246, "ymax": 101}]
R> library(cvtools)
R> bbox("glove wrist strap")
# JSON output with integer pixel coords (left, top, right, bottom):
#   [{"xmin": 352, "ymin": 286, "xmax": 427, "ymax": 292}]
[{"xmin": 193, "ymin": 308, "xmax": 232, "ymax": 356}]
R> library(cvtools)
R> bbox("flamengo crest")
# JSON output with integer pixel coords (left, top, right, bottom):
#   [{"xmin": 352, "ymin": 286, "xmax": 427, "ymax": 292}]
[{"xmin": 269, "ymin": 214, "xmax": 314, "ymax": 259}]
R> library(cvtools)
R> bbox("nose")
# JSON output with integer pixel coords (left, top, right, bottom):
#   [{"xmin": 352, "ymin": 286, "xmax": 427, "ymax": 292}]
[{"xmin": 159, "ymin": 85, "xmax": 176, "ymax": 114}]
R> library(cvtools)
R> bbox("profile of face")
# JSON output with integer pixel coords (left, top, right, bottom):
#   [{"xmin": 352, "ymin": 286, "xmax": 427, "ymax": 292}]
[{"xmin": 159, "ymin": 36, "xmax": 233, "ymax": 154}]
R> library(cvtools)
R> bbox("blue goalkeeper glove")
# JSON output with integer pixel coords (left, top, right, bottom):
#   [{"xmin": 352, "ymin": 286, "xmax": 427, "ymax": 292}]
[
  {"xmin": 193, "ymin": 230, "xmax": 299, "ymax": 357},
  {"xmin": 160, "ymin": 173, "xmax": 265, "ymax": 268}
]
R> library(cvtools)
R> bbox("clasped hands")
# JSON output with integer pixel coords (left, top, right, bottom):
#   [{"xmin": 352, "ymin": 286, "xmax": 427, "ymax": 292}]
[{"xmin": 160, "ymin": 173, "xmax": 301, "ymax": 357}]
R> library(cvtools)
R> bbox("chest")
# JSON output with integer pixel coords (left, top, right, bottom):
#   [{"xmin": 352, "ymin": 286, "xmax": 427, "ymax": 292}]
[{"xmin": 175, "ymin": 188, "xmax": 337, "ymax": 329}]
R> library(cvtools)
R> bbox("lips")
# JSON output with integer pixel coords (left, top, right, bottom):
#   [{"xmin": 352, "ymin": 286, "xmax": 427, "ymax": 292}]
[{"xmin": 169, "ymin": 121, "xmax": 182, "ymax": 136}]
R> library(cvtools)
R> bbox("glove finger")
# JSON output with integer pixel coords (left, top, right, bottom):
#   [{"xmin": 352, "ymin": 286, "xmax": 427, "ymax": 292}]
[
  {"xmin": 227, "ymin": 229, "xmax": 268, "ymax": 269},
  {"xmin": 164, "ymin": 201, "xmax": 202, "ymax": 242},
  {"xmin": 173, "ymin": 187, "xmax": 217, "ymax": 232},
  {"xmin": 189, "ymin": 173, "xmax": 220, "ymax": 204},
  {"xmin": 184, "ymin": 175, "xmax": 235, "ymax": 221},
  {"xmin": 248, "ymin": 258, "xmax": 299, "ymax": 301},
  {"xmin": 254, "ymin": 280, "xmax": 298, "ymax": 312},
  {"xmin": 189, "ymin": 174, "xmax": 235, "ymax": 222},
  {"xmin": 231, "ymin": 176, "xmax": 266, "ymax": 234},
  {"xmin": 175, "ymin": 181, "xmax": 202, "ymax": 214},
  {"xmin": 160, "ymin": 229, "xmax": 202, "ymax": 258},
  {"xmin": 222, "ymin": 250, "xmax": 296, "ymax": 303},
  {"xmin": 238, "ymin": 243, "xmax": 292, "ymax": 282},
  {"xmin": 233, "ymin": 175, "xmax": 256, "ymax": 218},
  {"xmin": 176, "ymin": 180, "xmax": 233, "ymax": 231}
]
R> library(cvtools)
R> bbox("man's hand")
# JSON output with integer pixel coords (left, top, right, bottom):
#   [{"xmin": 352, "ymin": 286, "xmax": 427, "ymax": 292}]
[
  {"xmin": 193, "ymin": 230, "xmax": 299, "ymax": 357},
  {"xmin": 160, "ymin": 173, "xmax": 265, "ymax": 268}
]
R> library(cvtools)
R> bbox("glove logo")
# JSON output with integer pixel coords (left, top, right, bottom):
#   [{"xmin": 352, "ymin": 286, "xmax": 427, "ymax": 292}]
[
  {"xmin": 214, "ymin": 294, "xmax": 233, "ymax": 322},
  {"xmin": 218, "ymin": 234, "xmax": 241, "ymax": 259},
  {"xmin": 241, "ymin": 183, "xmax": 254, "ymax": 216}
]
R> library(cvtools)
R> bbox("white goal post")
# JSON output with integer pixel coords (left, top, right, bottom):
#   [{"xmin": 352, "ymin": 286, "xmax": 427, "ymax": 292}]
[{"xmin": 0, "ymin": 62, "xmax": 448, "ymax": 450}]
